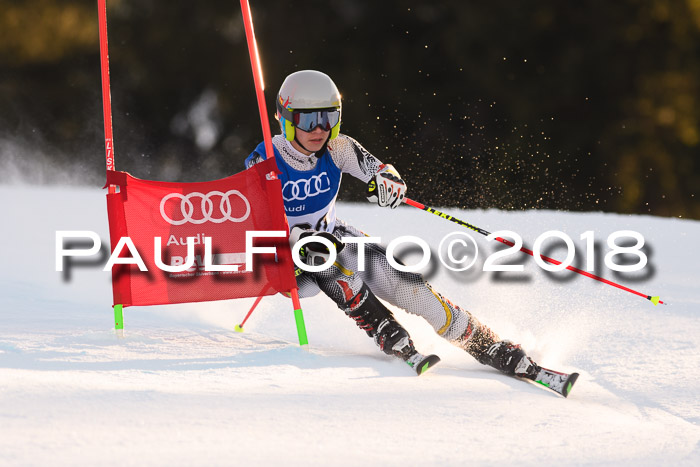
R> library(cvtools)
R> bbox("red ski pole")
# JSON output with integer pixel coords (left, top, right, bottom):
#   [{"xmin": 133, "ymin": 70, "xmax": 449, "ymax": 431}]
[{"xmin": 403, "ymin": 198, "xmax": 666, "ymax": 306}]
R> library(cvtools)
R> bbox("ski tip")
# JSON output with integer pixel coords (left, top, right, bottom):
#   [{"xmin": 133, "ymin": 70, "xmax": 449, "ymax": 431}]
[
  {"xmin": 562, "ymin": 372, "xmax": 580, "ymax": 398},
  {"xmin": 234, "ymin": 324, "xmax": 244, "ymax": 333},
  {"xmin": 415, "ymin": 354, "xmax": 441, "ymax": 376}
]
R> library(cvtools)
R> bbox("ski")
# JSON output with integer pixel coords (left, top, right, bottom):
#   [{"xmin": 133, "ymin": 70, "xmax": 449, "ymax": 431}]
[
  {"xmin": 404, "ymin": 351, "xmax": 441, "ymax": 376},
  {"xmin": 524, "ymin": 366, "xmax": 579, "ymax": 398}
]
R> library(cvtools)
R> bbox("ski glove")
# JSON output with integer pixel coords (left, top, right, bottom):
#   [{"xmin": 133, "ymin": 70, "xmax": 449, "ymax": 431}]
[
  {"xmin": 366, "ymin": 164, "xmax": 406, "ymax": 209},
  {"xmin": 290, "ymin": 226, "xmax": 345, "ymax": 267}
]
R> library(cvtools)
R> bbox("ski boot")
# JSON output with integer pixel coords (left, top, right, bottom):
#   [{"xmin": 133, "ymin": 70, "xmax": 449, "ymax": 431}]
[
  {"xmin": 345, "ymin": 284, "xmax": 441, "ymax": 375},
  {"xmin": 457, "ymin": 319, "xmax": 539, "ymax": 378},
  {"xmin": 477, "ymin": 341, "xmax": 540, "ymax": 379},
  {"xmin": 465, "ymin": 330, "xmax": 580, "ymax": 397},
  {"xmin": 480, "ymin": 341, "xmax": 580, "ymax": 397}
]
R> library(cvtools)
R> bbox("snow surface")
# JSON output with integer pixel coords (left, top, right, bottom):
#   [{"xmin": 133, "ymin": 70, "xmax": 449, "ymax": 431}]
[{"xmin": 1, "ymin": 184, "xmax": 699, "ymax": 466}]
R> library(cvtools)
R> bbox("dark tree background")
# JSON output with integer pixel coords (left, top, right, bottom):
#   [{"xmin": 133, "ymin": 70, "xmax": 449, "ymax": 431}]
[{"xmin": 1, "ymin": 0, "xmax": 699, "ymax": 218}]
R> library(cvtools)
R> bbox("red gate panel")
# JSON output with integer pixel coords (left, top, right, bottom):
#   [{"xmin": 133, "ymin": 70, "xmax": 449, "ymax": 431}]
[{"xmin": 105, "ymin": 157, "xmax": 295, "ymax": 307}]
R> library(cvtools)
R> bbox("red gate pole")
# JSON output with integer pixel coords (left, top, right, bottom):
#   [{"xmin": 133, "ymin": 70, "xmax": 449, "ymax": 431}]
[
  {"xmin": 240, "ymin": 0, "xmax": 275, "ymax": 166},
  {"xmin": 97, "ymin": 0, "xmax": 116, "ymax": 186},
  {"xmin": 239, "ymin": 0, "xmax": 309, "ymax": 346},
  {"xmin": 97, "ymin": 0, "xmax": 124, "ymax": 336}
]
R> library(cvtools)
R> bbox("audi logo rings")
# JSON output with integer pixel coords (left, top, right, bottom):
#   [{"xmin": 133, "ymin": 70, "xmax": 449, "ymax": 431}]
[
  {"xmin": 282, "ymin": 172, "xmax": 331, "ymax": 201},
  {"xmin": 159, "ymin": 190, "xmax": 251, "ymax": 225}
]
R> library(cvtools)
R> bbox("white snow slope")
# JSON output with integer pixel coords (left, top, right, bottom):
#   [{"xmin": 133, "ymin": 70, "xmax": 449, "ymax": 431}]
[{"xmin": 1, "ymin": 184, "xmax": 699, "ymax": 466}]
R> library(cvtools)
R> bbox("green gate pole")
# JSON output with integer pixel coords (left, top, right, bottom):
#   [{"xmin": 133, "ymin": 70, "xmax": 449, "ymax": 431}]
[
  {"xmin": 289, "ymin": 288, "xmax": 308, "ymax": 347},
  {"xmin": 114, "ymin": 304, "xmax": 124, "ymax": 338}
]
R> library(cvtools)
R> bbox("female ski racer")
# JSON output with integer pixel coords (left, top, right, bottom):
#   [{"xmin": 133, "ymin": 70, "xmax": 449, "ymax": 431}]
[{"xmin": 245, "ymin": 70, "xmax": 540, "ymax": 377}]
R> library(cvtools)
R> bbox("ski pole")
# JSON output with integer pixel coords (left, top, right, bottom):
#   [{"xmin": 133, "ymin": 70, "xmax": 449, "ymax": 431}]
[{"xmin": 403, "ymin": 198, "xmax": 666, "ymax": 306}]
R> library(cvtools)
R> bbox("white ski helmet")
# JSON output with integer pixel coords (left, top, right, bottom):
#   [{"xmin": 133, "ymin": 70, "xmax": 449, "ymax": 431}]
[{"xmin": 276, "ymin": 70, "xmax": 342, "ymax": 142}]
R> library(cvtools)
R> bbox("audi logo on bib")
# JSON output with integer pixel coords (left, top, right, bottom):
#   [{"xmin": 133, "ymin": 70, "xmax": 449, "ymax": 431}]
[
  {"xmin": 159, "ymin": 190, "xmax": 251, "ymax": 225},
  {"xmin": 283, "ymin": 172, "xmax": 331, "ymax": 201}
]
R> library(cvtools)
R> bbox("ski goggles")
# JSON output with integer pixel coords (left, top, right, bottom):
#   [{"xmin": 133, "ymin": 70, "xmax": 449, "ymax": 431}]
[{"xmin": 292, "ymin": 109, "xmax": 341, "ymax": 132}]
